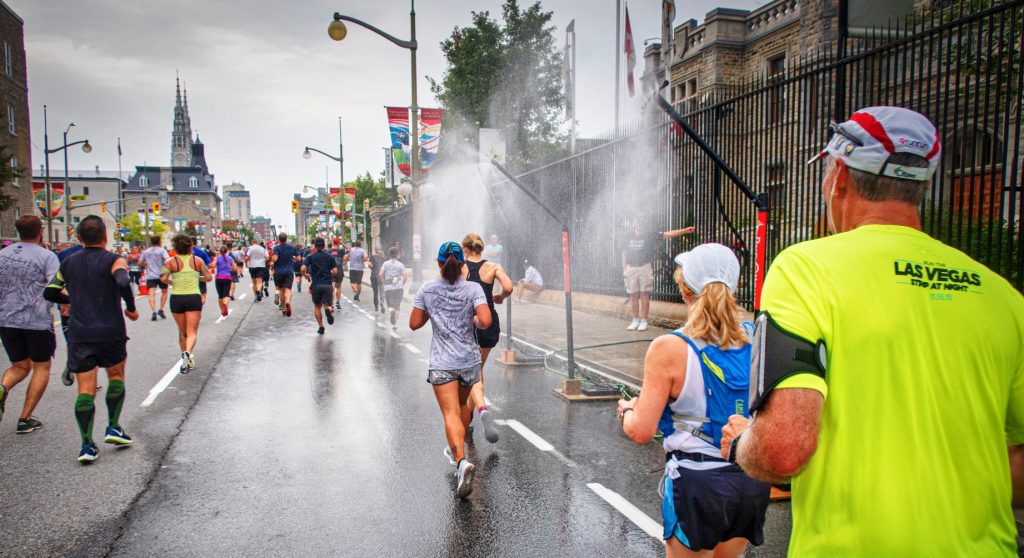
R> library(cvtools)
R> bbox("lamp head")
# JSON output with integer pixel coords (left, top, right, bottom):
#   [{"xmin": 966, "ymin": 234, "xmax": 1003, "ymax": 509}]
[
  {"xmin": 396, "ymin": 182, "xmax": 413, "ymax": 197},
  {"xmin": 81, "ymin": 140, "xmax": 92, "ymax": 154},
  {"xmin": 328, "ymin": 15, "xmax": 348, "ymax": 41},
  {"xmin": 303, "ymin": 148, "xmax": 312, "ymax": 160},
  {"xmin": 166, "ymin": 183, "xmax": 174, "ymax": 192}
]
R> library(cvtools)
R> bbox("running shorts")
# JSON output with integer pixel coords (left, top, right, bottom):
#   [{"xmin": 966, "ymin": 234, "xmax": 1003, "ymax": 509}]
[
  {"xmin": 661, "ymin": 459, "xmax": 770, "ymax": 551},
  {"xmin": 67, "ymin": 339, "xmax": 127, "ymax": 373},
  {"xmin": 230, "ymin": 270, "xmax": 239, "ymax": 283},
  {"xmin": 199, "ymin": 281, "xmax": 207, "ymax": 295},
  {"xmin": 427, "ymin": 365, "xmax": 480, "ymax": 387},
  {"xmin": 215, "ymin": 278, "xmax": 232, "ymax": 299},
  {"xmin": 310, "ymin": 284, "xmax": 333, "ymax": 307},
  {"xmin": 249, "ymin": 267, "xmax": 267, "ymax": 281},
  {"xmin": 274, "ymin": 273, "xmax": 294, "ymax": 290},
  {"xmin": 477, "ymin": 308, "xmax": 500, "ymax": 349},
  {"xmin": 384, "ymin": 289, "xmax": 403, "ymax": 310},
  {"xmin": 170, "ymin": 294, "xmax": 203, "ymax": 314},
  {"xmin": 333, "ymin": 270, "xmax": 344, "ymax": 286},
  {"xmin": 0, "ymin": 327, "xmax": 56, "ymax": 363},
  {"xmin": 349, "ymin": 270, "xmax": 364, "ymax": 285},
  {"xmin": 146, "ymin": 278, "xmax": 168, "ymax": 290}
]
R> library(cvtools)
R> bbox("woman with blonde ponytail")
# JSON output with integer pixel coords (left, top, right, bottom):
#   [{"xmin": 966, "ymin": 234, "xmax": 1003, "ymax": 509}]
[{"xmin": 617, "ymin": 243, "xmax": 769, "ymax": 558}]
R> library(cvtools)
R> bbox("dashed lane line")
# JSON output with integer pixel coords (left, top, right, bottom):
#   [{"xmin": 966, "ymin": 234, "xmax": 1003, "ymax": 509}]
[
  {"xmin": 586, "ymin": 483, "xmax": 663, "ymax": 540},
  {"xmin": 495, "ymin": 419, "xmax": 553, "ymax": 451},
  {"xmin": 239, "ymin": 293, "xmax": 247, "ymax": 300},
  {"xmin": 403, "ymin": 343, "xmax": 421, "ymax": 354},
  {"xmin": 140, "ymin": 359, "xmax": 184, "ymax": 407}
]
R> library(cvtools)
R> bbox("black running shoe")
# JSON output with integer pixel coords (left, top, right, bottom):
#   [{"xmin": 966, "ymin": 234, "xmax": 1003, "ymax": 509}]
[
  {"xmin": 317, "ymin": 326, "xmax": 325, "ymax": 335},
  {"xmin": 256, "ymin": 292, "xmax": 262, "ymax": 302},
  {"xmin": 230, "ymin": 295, "xmax": 235, "ymax": 301},
  {"xmin": 0, "ymin": 385, "xmax": 6, "ymax": 424},
  {"xmin": 354, "ymin": 293, "xmax": 360, "ymax": 301},
  {"xmin": 325, "ymin": 309, "xmax": 335, "ymax": 325},
  {"xmin": 16, "ymin": 417, "xmax": 43, "ymax": 434},
  {"xmin": 274, "ymin": 294, "xmax": 280, "ymax": 306},
  {"xmin": 61, "ymin": 366, "xmax": 74, "ymax": 387},
  {"xmin": 151, "ymin": 312, "xmax": 157, "ymax": 321},
  {"xmin": 157, "ymin": 310, "xmax": 167, "ymax": 319}
]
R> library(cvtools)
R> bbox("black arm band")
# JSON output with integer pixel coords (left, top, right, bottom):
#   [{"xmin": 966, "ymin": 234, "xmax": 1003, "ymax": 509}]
[
  {"xmin": 43, "ymin": 287, "xmax": 70, "ymax": 305},
  {"xmin": 749, "ymin": 311, "xmax": 827, "ymax": 413},
  {"xmin": 113, "ymin": 269, "xmax": 136, "ymax": 312}
]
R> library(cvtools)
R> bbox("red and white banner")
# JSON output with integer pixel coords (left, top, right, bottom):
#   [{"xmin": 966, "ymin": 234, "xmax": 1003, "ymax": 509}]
[{"xmin": 624, "ymin": 4, "xmax": 636, "ymax": 97}]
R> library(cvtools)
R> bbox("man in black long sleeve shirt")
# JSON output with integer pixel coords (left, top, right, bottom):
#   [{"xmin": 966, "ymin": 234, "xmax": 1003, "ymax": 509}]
[{"xmin": 44, "ymin": 216, "xmax": 138, "ymax": 464}]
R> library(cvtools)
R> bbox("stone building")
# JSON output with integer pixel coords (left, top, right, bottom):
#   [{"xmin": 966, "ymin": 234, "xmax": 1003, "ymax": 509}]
[
  {"xmin": 123, "ymin": 78, "xmax": 221, "ymax": 247},
  {"xmin": 0, "ymin": 1, "xmax": 32, "ymax": 241}
]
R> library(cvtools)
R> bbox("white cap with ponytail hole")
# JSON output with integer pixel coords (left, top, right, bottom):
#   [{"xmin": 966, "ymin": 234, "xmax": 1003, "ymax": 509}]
[{"xmin": 673, "ymin": 243, "xmax": 740, "ymax": 295}]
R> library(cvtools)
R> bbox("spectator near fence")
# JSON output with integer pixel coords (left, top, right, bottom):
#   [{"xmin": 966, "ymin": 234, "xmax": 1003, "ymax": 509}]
[
  {"xmin": 621, "ymin": 219, "xmax": 695, "ymax": 331},
  {"xmin": 720, "ymin": 107, "xmax": 1024, "ymax": 557}
]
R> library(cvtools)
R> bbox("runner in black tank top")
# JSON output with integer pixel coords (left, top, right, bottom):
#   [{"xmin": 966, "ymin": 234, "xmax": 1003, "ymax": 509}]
[{"xmin": 461, "ymin": 233, "xmax": 514, "ymax": 445}]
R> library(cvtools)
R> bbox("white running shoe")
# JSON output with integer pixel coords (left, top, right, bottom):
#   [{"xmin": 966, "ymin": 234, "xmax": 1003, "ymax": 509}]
[
  {"xmin": 455, "ymin": 459, "xmax": 476, "ymax": 499},
  {"xmin": 443, "ymin": 446, "xmax": 456, "ymax": 466},
  {"xmin": 638, "ymin": 320, "xmax": 649, "ymax": 332},
  {"xmin": 479, "ymin": 409, "xmax": 500, "ymax": 443},
  {"xmin": 626, "ymin": 318, "xmax": 641, "ymax": 331}
]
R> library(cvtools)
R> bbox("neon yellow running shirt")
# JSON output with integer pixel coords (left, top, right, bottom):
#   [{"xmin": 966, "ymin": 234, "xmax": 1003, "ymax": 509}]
[
  {"xmin": 761, "ymin": 225, "xmax": 1024, "ymax": 557},
  {"xmin": 163, "ymin": 254, "xmax": 201, "ymax": 295}
]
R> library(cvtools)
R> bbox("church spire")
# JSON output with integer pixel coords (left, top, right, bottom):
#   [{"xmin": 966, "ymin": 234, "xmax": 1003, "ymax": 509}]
[{"xmin": 171, "ymin": 73, "xmax": 193, "ymax": 167}]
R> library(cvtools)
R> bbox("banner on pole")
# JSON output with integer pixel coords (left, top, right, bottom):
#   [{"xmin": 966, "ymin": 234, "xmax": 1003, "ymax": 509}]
[
  {"xmin": 32, "ymin": 181, "xmax": 65, "ymax": 218},
  {"xmin": 329, "ymin": 187, "xmax": 343, "ymax": 217},
  {"xmin": 419, "ymin": 108, "xmax": 442, "ymax": 174},
  {"xmin": 344, "ymin": 187, "xmax": 355, "ymax": 219},
  {"xmin": 387, "ymin": 107, "xmax": 412, "ymax": 177}
]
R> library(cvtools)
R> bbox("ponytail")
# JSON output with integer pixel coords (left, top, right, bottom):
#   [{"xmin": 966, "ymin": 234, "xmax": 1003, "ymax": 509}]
[
  {"xmin": 675, "ymin": 269, "xmax": 748, "ymax": 348},
  {"xmin": 441, "ymin": 254, "xmax": 462, "ymax": 284}
]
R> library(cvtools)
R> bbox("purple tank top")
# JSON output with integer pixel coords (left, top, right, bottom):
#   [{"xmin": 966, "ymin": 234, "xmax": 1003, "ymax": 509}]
[{"xmin": 215, "ymin": 255, "xmax": 233, "ymax": 278}]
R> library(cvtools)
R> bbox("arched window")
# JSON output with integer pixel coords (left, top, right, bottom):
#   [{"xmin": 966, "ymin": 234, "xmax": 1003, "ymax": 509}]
[
  {"xmin": 189, "ymin": 176, "xmax": 199, "ymax": 189},
  {"xmin": 140, "ymin": 175, "xmax": 149, "ymax": 188}
]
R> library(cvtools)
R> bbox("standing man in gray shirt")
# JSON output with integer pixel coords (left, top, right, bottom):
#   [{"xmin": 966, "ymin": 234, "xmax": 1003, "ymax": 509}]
[{"xmin": 0, "ymin": 215, "xmax": 60, "ymax": 433}]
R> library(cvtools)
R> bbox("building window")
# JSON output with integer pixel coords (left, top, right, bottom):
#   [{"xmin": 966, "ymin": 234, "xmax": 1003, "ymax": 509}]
[
  {"xmin": 767, "ymin": 53, "xmax": 786, "ymax": 124},
  {"xmin": 189, "ymin": 176, "xmax": 198, "ymax": 189},
  {"xmin": 140, "ymin": 175, "xmax": 149, "ymax": 188},
  {"xmin": 7, "ymin": 105, "xmax": 14, "ymax": 135},
  {"xmin": 4, "ymin": 42, "xmax": 11, "ymax": 77},
  {"xmin": 10, "ymin": 156, "xmax": 16, "ymax": 185},
  {"xmin": 83, "ymin": 186, "xmax": 89, "ymax": 196}
]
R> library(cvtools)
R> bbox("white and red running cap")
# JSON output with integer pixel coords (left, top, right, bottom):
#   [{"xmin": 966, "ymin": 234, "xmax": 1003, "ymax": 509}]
[
  {"xmin": 807, "ymin": 106, "xmax": 941, "ymax": 181},
  {"xmin": 673, "ymin": 243, "xmax": 740, "ymax": 295}
]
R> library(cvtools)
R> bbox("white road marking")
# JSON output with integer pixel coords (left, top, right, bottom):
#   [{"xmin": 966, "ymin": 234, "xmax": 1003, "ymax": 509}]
[
  {"xmin": 239, "ymin": 293, "xmax": 247, "ymax": 300},
  {"xmin": 141, "ymin": 359, "xmax": 184, "ymax": 407},
  {"xmin": 500, "ymin": 419, "xmax": 554, "ymax": 451},
  {"xmin": 215, "ymin": 309, "xmax": 233, "ymax": 323},
  {"xmin": 389, "ymin": 330, "xmax": 401, "ymax": 339},
  {"xmin": 586, "ymin": 483, "xmax": 663, "ymax": 540}
]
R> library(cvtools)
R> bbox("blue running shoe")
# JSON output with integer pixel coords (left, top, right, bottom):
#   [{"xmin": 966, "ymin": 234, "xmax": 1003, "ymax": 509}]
[
  {"xmin": 78, "ymin": 443, "xmax": 99, "ymax": 464},
  {"xmin": 104, "ymin": 425, "xmax": 133, "ymax": 446}
]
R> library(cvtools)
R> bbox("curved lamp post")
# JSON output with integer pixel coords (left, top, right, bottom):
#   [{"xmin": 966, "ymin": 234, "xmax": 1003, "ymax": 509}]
[
  {"xmin": 42, "ymin": 105, "xmax": 92, "ymax": 245},
  {"xmin": 328, "ymin": 2, "xmax": 422, "ymax": 283}
]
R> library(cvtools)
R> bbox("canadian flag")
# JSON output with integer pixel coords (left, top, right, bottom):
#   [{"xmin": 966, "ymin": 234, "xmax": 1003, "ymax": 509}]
[{"xmin": 624, "ymin": 4, "xmax": 636, "ymax": 97}]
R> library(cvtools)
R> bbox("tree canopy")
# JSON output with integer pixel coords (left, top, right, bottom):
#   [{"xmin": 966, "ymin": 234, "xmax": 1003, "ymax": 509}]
[{"xmin": 429, "ymin": 0, "xmax": 565, "ymax": 170}]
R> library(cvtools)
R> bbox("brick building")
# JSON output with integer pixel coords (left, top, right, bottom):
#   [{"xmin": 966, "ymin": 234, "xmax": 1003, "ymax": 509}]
[{"xmin": 0, "ymin": 1, "xmax": 32, "ymax": 241}]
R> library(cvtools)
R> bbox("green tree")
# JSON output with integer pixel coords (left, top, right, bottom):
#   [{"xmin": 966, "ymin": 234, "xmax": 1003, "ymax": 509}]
[
  {"xmin": 118, "ymin": 213, "xmax": 168, "ymax": 243},
  {"xmin": 349, "ymin": 171, "xmax": 391, "ymax": 210},
  {"xmin": 0, "ymin": 147, "xmax": 23, "ymax": 211},
  {"xmin": 429, "ymin": 0, "xmax": 565, "ymax": 169}
]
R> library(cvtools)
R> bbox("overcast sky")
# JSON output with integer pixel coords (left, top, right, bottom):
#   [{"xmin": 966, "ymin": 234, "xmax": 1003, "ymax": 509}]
[{"xmin": 13, "ymin": 0, "xmax": 763, "ymax": 231}]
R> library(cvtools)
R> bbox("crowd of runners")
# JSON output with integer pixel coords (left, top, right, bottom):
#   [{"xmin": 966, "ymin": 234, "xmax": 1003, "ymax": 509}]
[{"xmin": 1, "ymin": 106, "xmax": 1022, "ymax": 555}]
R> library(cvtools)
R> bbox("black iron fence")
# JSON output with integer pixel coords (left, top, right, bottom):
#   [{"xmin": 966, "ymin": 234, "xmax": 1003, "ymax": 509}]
[{"xmin": 482, "ymin": 0, "xmax": 1022, "ymax": 307}]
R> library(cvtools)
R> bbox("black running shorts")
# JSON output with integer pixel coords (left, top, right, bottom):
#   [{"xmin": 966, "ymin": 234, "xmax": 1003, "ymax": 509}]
[
  {"xmin": 310, "ymin": 284, "xmax": 333, "ymax": 307},
  {"xmin": 349, "ymin": 270, "xmax": 364, "ymax": 285},
  {"xmin": 249, "ymin": 267, "xmax": 267, "ymax": 281},
  {"xmin": 333, "ymin": 270, "xmax": 345, "ymax": 286},
  {"xmin": 477, "ymin": 308, "xmax": 500, "ymax": 349},
  {"xmin": 198, "ymin": 281, "xmax": 207, "ymax": 295},
  {"xmin": 274, "ymin": 273, "xmax": 294, "ymax": 290},
  {"xmin": 146, "ymin": 278, "xmax": 168, "ymax": 290},
  {"xmin": 170, "ymin": 294, "xmax": 203, "ymax": 314},
  {"xmin": 0, "ymin": 327, "xmax": 56, "ymax": 363},
  {"xmin": 215, "ymin": 278, "xmax": 232, "ymax": 299},
  {"xmin": 67, "ymin": 339, "xmax": 127, "ymax": 373},
  {"xmin": 661, "ymin": 460, "xmax": 770, "ymax": 551},
  {"xmin": 384, "ymin": 289, "xmax": 403, "ymax": 310}
]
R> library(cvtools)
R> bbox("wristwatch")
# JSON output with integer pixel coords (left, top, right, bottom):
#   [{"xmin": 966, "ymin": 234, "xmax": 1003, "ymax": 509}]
[{"xmin": 728, "ymin": 434, "xmax": 742, "ymax": 464}]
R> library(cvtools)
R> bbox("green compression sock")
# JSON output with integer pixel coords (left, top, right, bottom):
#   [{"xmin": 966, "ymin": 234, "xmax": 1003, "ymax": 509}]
[
  {"xmin": 106, "ymin": 380, "xmax": 125, "ymax": 428},
  {"xmin": 74, "ymin": 394, "xmax": 95, "ymax": 445}
]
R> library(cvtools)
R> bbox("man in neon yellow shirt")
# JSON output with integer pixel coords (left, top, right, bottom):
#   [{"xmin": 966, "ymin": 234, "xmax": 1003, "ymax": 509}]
[{"xmin": 720, "ymin": 107, "xmax": 1024, "ymax": 556}]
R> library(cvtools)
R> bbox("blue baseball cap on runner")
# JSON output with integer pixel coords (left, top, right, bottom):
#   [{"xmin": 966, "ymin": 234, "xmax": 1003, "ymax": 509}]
[{"xmin": 437, "ymin": 241, "xmax": 465, "ymax": 263}]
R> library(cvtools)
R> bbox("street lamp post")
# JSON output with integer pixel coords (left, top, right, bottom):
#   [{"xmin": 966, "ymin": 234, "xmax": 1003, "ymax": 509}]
[
  {"xmin": 41, "ymin": 105, "xmax": 91, "ymax": 246},
  {"xmin": 328, "ymin": 1, "xmax": 421, "ymax": 283},
  {"xmin": 303, "ymin": 117, "xmax": 350, "ymax": 241}
]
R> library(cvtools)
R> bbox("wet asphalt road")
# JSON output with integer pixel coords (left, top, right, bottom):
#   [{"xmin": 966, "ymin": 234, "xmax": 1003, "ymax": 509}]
[{"xmin": 0, "ymin": 277, "xmax": 796, "ymax": 557}]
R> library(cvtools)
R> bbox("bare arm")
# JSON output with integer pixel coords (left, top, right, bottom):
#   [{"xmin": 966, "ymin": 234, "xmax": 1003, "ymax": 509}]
[
  {"xmin": 662, "ymin": 226, "xmax": 696, "ymax": 239},
  {"xmin": 619, "ymin": 335, "xmax": 685, "ymax": 444},
  {"xmin": 1010, "ymin": 444, "xmax": 1024, "ymax": 508},
  {"xmin": 409, "ymin": 307, "xmax": 429, "ymax": 330},
  {"xmin": 723, "ymin": 388, "xmax": 823, "ymax": 484},
  {"xmin": 197, "ymin": 259, "xmax": 213, "ymax": 283},
  {"xmin": 492, "ymin": 265, "xmax": 515, "ymax": 304},
  {"xmin": 474, "ymin": 303, "xmax": 492, "ymax": 329}
]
